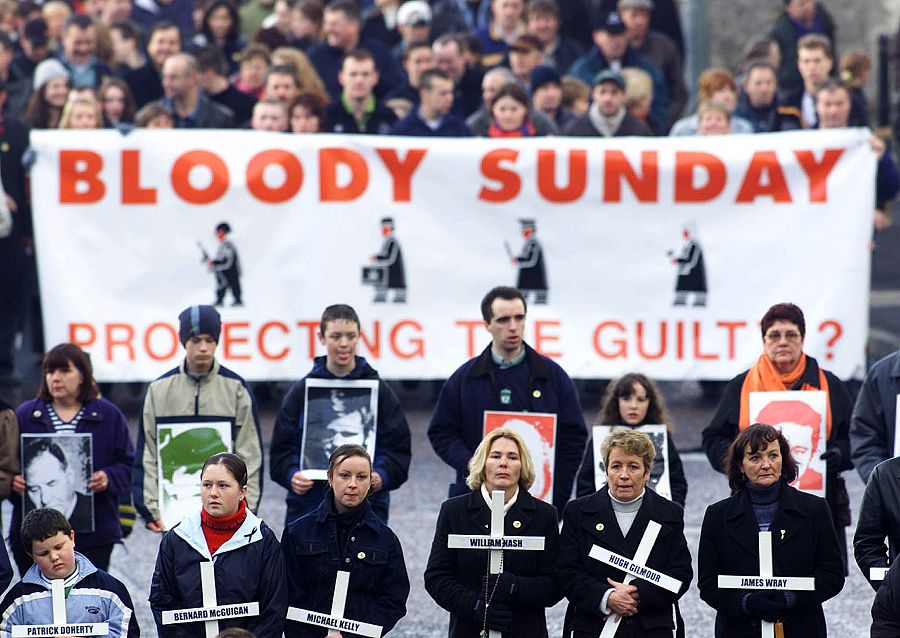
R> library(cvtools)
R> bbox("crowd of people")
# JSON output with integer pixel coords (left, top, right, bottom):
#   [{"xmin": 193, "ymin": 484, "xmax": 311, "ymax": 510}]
[
  {"xmin": 2, "ymin": 290, "xmax": 900, "ymax": 636},
  {"xmin": 0, "ymin": 0, "xmax": 898, "ymax": 384},
  {"xmin": 0, "ymin": 0, "xmax": 898, "ymax": 636}
]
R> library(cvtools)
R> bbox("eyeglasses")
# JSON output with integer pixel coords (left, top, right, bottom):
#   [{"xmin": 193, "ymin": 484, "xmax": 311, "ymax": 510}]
[{"xmin": 764, "ymin": 331, "xmax": 802, "ymax": 343}]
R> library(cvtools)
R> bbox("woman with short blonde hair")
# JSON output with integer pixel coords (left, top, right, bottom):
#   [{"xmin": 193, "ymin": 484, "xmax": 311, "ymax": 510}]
[
  {"xmin": 466, "ymin": 428, "xmax": 536, "ymax": 491},
  {"xmin": 426, "ymin": 429, "xmax": 561, "ymax": 637}
]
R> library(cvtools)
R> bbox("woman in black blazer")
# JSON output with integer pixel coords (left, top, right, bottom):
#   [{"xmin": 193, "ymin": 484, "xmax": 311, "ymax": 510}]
[
  {"xmin": 424, "ymin": 428, "xmax": 561, "ymax": 638},
  {"xmin": 559, "ymin": 429, "xmax": 692, "ymax": 638},
  {"xmin": 698, "ymin": 423, "xmax": 845, "ymax": 637}
]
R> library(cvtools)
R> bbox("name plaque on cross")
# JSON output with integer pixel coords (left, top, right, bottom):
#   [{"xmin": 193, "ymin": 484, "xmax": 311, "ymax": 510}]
[
  {"xmin": 287, "ymin": 571, "xmax": 383, "ymax": 638},
  {"xmin": 161, "ymin": 561, "xmax": 258, "ymax": 638},
  {"xmin": 588, "ymin": 520, "xmax": 683, "ymax": 638},
  {"xmin": 717, "ymin": 531, "xmax": 816, "ymax": 638},
  {"xmin": 11, "ymin": 578, "xmax": 110, "ymax": 638}
]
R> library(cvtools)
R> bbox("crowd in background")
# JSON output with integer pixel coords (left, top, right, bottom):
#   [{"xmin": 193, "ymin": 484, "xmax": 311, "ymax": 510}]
[{"xmin": 0, "ymin": 0, "xmax": 898, "ymax": 385}]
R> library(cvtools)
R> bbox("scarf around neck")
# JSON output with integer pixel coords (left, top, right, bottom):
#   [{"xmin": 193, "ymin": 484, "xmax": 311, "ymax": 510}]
[{"xmin": 201, "ymin": 498, "xmax": 248, "ymax": 555}]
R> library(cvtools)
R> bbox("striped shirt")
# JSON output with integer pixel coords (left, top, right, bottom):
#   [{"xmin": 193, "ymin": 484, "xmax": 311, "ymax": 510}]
[{"xmin": 45, "ymin": 402, "xmax": 84, "ymax": 433}]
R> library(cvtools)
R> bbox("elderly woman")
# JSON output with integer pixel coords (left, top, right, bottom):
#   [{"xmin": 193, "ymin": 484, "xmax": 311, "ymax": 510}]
[
  {"xmin": 425, "ymin": 428, "xmax": 560, "ymax": 638},
  {"xmin": 576, "ymin": 373, "xmax": 687, "ymax": 507},
  {"xmin": 698, "ymin": 424, "xmax": 844, "ymax": 637},
  {"xmin": 150, "ymin": 453, "xmax": 287, "ymax": 638},
  {"xmin": 702, "ymin": 302, "xmax": 853, "ymax": 570},
  {"xmin": 282, "ymin": 444, "xmax": 409, "ymax": 638},
  {"xmin": 559, "ymin": 429, "xmax": 691, "ymax": 638},
  {"xmin": 12, "ymin": 343, "xmax": 134, "ymax": 573}
]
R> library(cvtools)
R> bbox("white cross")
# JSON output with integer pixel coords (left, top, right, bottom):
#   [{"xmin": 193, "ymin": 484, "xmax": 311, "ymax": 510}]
[
  {"xmin": 445, "ymin": 490, "xmax": 546, "ymax": 638},
  {"xmin": 871, "ymin": 567, "xmax": 889, "ymax": 581},
  {"xmin": 11, "ymin": 578, "xmax": 111, "ymax": 637},
  {"xmin": 161, "ymin": 561, "xmax": 259, "ymax": 638},
  {"xmin": 587, "ymin": 520, "xmax": 683, "ymax": 638},
  {"xmin": 287, "ymin": 570, "xmax": 383, "ymax": 637},
  {"xmin": 717, "ymin": 531, "xmax": 815, "ymax": 638}
]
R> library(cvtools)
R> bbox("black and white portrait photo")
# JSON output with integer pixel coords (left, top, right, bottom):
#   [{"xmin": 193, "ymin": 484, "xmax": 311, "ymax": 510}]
[
  {"xmin": 591, "ymin": 425, "xmax": 671, "ymax": 500},
  {"xmin": 301, "ymin": 379, "xmax": 379, "ymax": 479},
  {"xmin": 21, "ymin": 433, "xmax": 94, "ymax": 532}
]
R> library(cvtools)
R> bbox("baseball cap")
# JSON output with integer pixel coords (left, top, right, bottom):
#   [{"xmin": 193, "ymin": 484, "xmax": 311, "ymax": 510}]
[
  {"xmin": 593, "ymin": 68, "xmax": 626, "ymax": 90},
  {"xmin": 397, "ymin": 1, "xmax": 432, "ymax": 27},
  {"xmin": 593, "ymin": 11, "xmax": 626, "ymax": 34},
  {"xmin": 23, "ymin": 17, "xmax": 49, "ymax": 47}
]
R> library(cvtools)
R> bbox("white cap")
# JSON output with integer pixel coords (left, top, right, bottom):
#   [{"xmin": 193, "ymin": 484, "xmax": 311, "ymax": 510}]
[{"xmin": 397, "ymin": 1, "xmax": 432, "ymax": 26}]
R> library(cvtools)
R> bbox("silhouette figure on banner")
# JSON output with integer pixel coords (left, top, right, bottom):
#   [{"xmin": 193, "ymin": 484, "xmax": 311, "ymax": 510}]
[
  {"xmin": 362, "ymin": 217, "xmax": 406, "ymax": 303},
  {"xmin": 198, "ymin": 222, "xmax": 243, "ymax": 307},
  {"xmin": 506, "ymin": 218, "xmax": 548, "ymax": 304},
  {"xmin": 667, "ymin": 225, "xmax": 706, "ymax": 307}
]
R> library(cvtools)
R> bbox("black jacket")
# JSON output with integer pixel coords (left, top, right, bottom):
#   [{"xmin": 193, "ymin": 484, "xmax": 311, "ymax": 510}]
[
  {"xmin": 269, "ymin": 356, "xmax": 411, "ymax": 523},
  {"xmin": 558, "ymin": 487, "xmax": 691, "ymax": 638},
  {"xmin": 323, "ymin": 99, "xmax": 397, "ymax": 134},
  {"xmin": 424, "ymin": 488, "xmax": 561, "ymax": 638},
  {"xmin": 575, "ymin": 430, "xmax": 687, "ymax": 507},
  {"xmin": 150, "ymin": 510, "xmax": 288, "ymax": 638},
  {"xmin": 169, "ymin": 92, "xmax": 236, "ymax": 129},
  {"xmin": 872, "ymin": 559, "xmax": 900, "ymax": 637},
  {"xmin": 854, "ymin": 457, "xmax": 900, "ymax": 589},
  {"xmin": 769, "ymin": 3, "xmax": 835, "ymax": 98},
  {"xmin": 282, "ymin": 495, "xmax": 409, "ymax": 638},
  {"xmin": 698, "ymin": 484, "xmax": 844, "ymax": 638},
  {"xmin": 562, "ymin": 112, "xmax": 652, "ymax": 137},
  {"xmin": 850, "ymin": 349, "xmax": 900, "ymax": 482},
  {"xmin": 701, "ymin": 358, "xmax": 853, "ymax": 524}
]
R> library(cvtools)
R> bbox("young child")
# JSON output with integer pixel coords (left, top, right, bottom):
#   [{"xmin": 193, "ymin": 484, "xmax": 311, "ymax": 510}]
[{"xmin": 0, "ymin": 508, "xmax": 139, "ymax": 637}]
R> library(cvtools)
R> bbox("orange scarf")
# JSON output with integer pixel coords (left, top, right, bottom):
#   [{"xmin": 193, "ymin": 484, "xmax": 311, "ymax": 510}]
[{"xmin": 738, "ymin": 353, "xmax": 832, "ymax": 438}]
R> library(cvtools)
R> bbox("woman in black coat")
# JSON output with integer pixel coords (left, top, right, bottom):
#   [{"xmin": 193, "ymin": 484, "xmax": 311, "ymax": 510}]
[
  {"xmin": 576, "ymin": 373, "xmax": 687, "ymax": 507},
  {"xmin": 424, "ymin": 428, "xmax": 561, "ymax": 638},
  {"xmin": 698, "ymin": 423, "xmax": 845, "ymax": 638},
  {"xmin": 559, "ymin": 429, "xmax": 692, "ymax": 638}
]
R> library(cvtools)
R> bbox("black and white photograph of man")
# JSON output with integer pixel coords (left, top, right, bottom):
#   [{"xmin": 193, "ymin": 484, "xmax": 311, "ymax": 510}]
[
  {"xmin": 301, "ymin": 380, "xmax": 378, "ymax": 478},
  {"xmin": 22, "ymin": 434, "xmax": 94, "ymax": 532}
]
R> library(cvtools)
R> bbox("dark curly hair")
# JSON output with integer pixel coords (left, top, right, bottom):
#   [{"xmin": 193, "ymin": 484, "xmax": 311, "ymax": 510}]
[{"xmin": 724, "ymin": 423, "xmax": 798, "ymax": 492}]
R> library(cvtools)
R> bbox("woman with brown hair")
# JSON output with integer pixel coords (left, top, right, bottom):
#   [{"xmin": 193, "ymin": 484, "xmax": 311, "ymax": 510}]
[
  {"xmin": 23, "ymin": 58, "xmax": 71, "ymax": 129},
  {"xmin": 11, "ymin": 343, "xmax": 134, "ymax": 573},
  {"xmin": 698, "ymin": 423, "xmax": 844, "ymax": 637},
  {"xmin": 576, "ymin": 373, "xmax": 687, "ymax": 506}
]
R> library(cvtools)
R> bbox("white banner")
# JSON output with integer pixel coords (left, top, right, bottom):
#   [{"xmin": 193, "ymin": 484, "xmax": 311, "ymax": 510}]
[{"xmin": 30, "ymin": 129, "xmax": 874, "ymax": 381}]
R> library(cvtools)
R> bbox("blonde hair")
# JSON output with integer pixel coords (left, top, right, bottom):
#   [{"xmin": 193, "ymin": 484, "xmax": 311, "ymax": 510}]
[
  {"xmin": 697, "ymin": 99, "xmax": 731, "ymax": 122},
  {"xmin": 622, "ymin": 67, "xmax": 652, "ymax": 111},
  {"xmin": 272, "ymin": 46, "xmax": 327, "ymax": 98},
  {"xmin": 58, "ymin": 96, "xmax": 102, "ymax": 129},
  {"xmin": 600, "ymin": 429, "xmax": 655, "ymax": 473},
  {"xmin": 466, "ymin": 428, "xmax": 536, "ymax": 491}
]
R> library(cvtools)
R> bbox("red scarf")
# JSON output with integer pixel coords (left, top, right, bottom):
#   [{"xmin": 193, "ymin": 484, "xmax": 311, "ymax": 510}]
[
  {"xmin": 487, "ymin": 121, "xmax": 536, "ymax": 137},
  {"xmin": 201, "ymin": 499, "xmax": 247, "ymax": 555}
]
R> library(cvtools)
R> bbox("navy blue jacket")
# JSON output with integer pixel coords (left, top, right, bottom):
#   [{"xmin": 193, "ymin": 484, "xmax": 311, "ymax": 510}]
[
  {"xmin": 269, "ymin": 356, "xmax": 411, "ymax": 523},
  {"xmin": 13, "ymin": 398, "xmax": 135, "ymax": 553},
  {"xmin": 428, "ymin": 343, "xmax": 586, "ymax": 512},
  {"xmin": 308, "ymin": 39, "xmax": 401, "ymax": 101},
  {"xmin": 150, "ymin": 509, "xmax": 287, "ymax": 638},
  {"xmin": 281, "ymin": 494, "xmax": 409, "ymax": 638},
  {"xmin": 392, "ymin": 109, "xmax": 471, "ymax": 136}
]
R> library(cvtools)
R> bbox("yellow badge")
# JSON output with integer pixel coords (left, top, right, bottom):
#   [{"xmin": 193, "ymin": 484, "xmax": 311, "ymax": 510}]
[
  {"xmin": 1, "ymin": 143, "xmax": 8, "ymax": 152},
  {"xmin": 32, "ymin": 410, "xmax": 41, "ymax": 418},
  {"xmin": 357, "ymin": 552, "xmax": 366, "ymax": 560},
  {"xmin": 596, "ymin": 523, "xmax": 604, "ymax": 531},
  {"xmin": 513, "ymin": 521, "xmax": 521, "ymax": 529},
  {"xmin": 533, "ymin": 390, "xmax": 542, "ymax": 398}
]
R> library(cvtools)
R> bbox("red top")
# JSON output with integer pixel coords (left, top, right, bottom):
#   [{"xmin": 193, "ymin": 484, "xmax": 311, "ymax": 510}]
[{"xmin": 201, "ymin": 499, "xmax": 248, "ymax": 555}]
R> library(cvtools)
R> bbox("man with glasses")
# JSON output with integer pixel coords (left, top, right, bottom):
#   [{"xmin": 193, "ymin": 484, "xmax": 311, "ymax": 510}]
[{"xmin": 702, "ymin": 302, "xmax": 853, "ymax": 571}]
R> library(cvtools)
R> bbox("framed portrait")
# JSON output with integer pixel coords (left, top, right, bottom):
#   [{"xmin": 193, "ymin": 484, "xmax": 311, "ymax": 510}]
[
  {"xmin": 301, "ymin": 379, "xmax": 379, "ymax": 480},
  {"xmin": 591, "ymin": 425, "xmax": 671, "ymax": 500},
  {"xmin": 21, "ymin": 433, "xmax": 94, "ymax": 532},
  {"xmin": 749, "ymin": 390, "xmax": 827, "ymax": 498},
  {"xmin": 157, "ymin": 416, "xmax": 233, "ymax": 529},
  {"xmin": 483, "ymin": 411, "xmax": 557, "ymax": 503}
]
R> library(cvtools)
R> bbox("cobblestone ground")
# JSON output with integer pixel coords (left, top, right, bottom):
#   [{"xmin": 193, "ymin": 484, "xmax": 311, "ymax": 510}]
[{"xmin": 89, "ymin": 404, "xmax": 873, "ymax": 637}]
